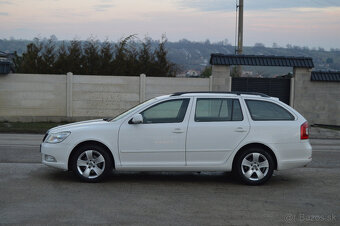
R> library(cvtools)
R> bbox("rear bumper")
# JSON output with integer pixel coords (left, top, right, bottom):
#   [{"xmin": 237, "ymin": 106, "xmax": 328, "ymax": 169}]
[
  {"xmin": 276, "ymin": 140, "xmax": 312, "ymax": 170},
  {"xmin": 278, "ymin": 158, "xmax": 312, "ymax": 170}
]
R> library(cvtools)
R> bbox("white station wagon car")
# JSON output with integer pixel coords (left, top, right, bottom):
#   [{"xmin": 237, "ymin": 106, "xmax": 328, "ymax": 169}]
[{"xmin": 41, "ymin": 92, "xmax": 312, "ymax": 185}]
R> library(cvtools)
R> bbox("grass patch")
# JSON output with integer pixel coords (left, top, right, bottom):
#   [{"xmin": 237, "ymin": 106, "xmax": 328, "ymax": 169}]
[{"xmin": 0, "ymin": 122, "xmax": 70, "ymax": 134}]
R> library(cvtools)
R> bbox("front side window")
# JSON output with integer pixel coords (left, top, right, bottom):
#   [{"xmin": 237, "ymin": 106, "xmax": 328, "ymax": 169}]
[
  {"xmin": 112, "ymin": 98, "xmax": 155, "ymax": 122},
  {"xmin": 245, "ymin": 100, "xmax": 294, "ymax": 121},
  {"xmin": 141, "ymin": 99, "xmax": 190, "ymax": 123},
  {"xmin": 195, "ymin": 98, "xmax": 243, "ymax": 122}
]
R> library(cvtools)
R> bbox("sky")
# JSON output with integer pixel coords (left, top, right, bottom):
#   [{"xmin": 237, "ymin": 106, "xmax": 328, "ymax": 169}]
[{"xmin": 0, "ymin": 0, "xmax": 340, "ymax": 49}]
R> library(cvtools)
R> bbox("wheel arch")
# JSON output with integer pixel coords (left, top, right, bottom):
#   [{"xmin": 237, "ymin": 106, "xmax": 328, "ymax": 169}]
[
  {"xmin": 68, "ymin": 140, "xmax": 115, "ymax": 171},
  {"xmin": 232, "ymin": 143, "xmax": 278, "ymax": 171}
]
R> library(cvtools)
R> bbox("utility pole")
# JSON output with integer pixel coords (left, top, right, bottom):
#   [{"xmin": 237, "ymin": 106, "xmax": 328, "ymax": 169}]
[{"xmin": 236, "ymin": 0, "xmax": 244, "ymax": 77}]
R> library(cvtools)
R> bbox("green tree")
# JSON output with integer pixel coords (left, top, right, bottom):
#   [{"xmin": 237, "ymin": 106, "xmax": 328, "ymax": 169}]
[
  {"xmin": 126, "ymin": 41, "xmax": 139, "ymax": 76},
  {"xmin": 18, "ymin": 38, "xmax": 43, "ymax": 73},
  {"xmin": 112, "ymin": 35, "xmax": 136, "ymax": 76},
  {"xmin": 200, "ymin": 66, "xmax": 212, "ymax": 78},
  {"xmin": 40, "ymin": 38, "xmax": 56, "ymax": 74},
  {"xmin": 138, "ymin": 37, "xmax": 155, "ymax": 75},
  {"xmin": 99, "ymin": 39, "xmax": 113, "ymax": 75},
  {"xmin": 153, "ymin": 35, "xmax": 177, "ymax": 77},
  {"xmin": 67, "ymin": 40, "xmax": 83, "ymax": 74},
  {"xmin": 13, "ymin": 35, "xmax": 179, "ymax": 76},
  {"xmin": 83, "ymin": 38, "xmax": 101, "ymax": 75},
  {"xmin": 54, "ymin": 42, "xmax": 69, "ymax": 74},
  {"xmin": 12, "ymin": 51, "xmax": 23, "ymax": 72},
  {"xmin": 230, "ymin": 66, "xmax": 239, "ymax": 77}
]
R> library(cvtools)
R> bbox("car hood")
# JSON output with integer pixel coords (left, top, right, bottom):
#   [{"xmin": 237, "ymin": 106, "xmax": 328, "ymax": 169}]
[{"xmin": 48, "ymin": 119, "xmax": 115, "ymax": 133}]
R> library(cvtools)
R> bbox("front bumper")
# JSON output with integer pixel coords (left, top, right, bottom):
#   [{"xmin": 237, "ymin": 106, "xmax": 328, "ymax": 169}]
[{"xmin": 41, "ymin": 142, "xmax": 71, "ymax": 170}]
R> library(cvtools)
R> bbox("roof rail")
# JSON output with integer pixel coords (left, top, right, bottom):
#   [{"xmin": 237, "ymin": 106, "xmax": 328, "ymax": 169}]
[{"xmin": 171, "ymin": 91, "xmax": 270, "ymax": 97}]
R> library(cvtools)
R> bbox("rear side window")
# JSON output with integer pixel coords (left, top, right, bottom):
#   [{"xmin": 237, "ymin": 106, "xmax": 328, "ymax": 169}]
[
  {"xmin": 195, "ymin": 98, "xmax": 243, "ymax": 122},
  {"xmin": 245, "ymin": 100, "xmax": 294, "ymax": 121}
]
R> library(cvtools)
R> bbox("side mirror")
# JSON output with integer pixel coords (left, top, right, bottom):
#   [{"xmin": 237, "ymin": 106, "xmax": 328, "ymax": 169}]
[{"xmin": 131, "ymin": 114, "xmax": 143, "ymax": 124}]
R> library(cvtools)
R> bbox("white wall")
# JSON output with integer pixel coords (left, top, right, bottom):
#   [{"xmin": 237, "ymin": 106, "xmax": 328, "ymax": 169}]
[
  {"xmin": 145, "ymin": 77, "xmax": 210, "ymax": 99},
  {"xmin": 0, "ymin": 74, "xmax": 66, "ymax": 119},
  {"xmin": 2, "ymin": 71, "xmax": 339, "ymax": 125},
  {"xmin": 72, "ymin": 75, "xmax": 141, "ymax": 117},
  {"xmin": 0, "ymin": 73, "xmax": 210, "ymax": 122},
  {"xmin": 293, "ymin": 68, "xmax": 340, "ymax": 126}
]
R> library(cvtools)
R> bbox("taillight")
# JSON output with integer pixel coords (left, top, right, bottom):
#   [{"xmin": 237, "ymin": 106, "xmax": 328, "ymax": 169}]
[{"xmin": 301, "ymin": 122, "xmax": 309, "ymax": 140}]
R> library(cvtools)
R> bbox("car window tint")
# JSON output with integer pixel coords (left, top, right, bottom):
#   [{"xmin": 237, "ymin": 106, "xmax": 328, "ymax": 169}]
[
  {"xmin": 245, "ymin": 100, "xmax": 294, "ymax": 121},
  {"xmin": 232, "ymin": 99, "xmax": 243, "ymax": 121},
  {"xmin": 141, "ymin": 99, "xmax": 189, "ymax": 123},
  {"xmin": 195, "ymin": 98, "xmax": 243, "ymax": 122}
]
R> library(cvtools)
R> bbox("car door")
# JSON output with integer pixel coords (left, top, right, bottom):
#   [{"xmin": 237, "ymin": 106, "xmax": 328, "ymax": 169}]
[
  {"xmin": 186, "ymin": 97, "xmax": 249, "ymax": 166},
  {"xmin": 118, "ymin": 98, "xmax": 192, "ymax": 167}
]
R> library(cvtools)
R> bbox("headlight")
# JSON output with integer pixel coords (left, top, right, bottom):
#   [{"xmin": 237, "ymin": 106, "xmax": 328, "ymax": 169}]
[{"xmin": 45, "ymin": 131, "xmax": 71, "ymax": 144}]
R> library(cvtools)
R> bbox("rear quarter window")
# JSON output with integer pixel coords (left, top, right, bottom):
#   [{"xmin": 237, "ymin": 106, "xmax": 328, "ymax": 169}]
[{"xmin": 245, "ymin": 99, "xmax": 295, "ymax": 121}]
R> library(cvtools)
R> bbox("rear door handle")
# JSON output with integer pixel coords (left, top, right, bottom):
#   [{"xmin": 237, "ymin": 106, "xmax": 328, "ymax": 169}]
[
  {"xmin": 172, "ymin": 128, "xmax": 184, "ymax": 134},
  {"xmin": 234, "ymin": 127, "xmax": 247, "ymax": 132}
]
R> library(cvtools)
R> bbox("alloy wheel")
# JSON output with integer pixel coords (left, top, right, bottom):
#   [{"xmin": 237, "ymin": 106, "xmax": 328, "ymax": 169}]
[
  {"xmin": 241, "ymin": 152, "xmax": 269, "ymax": 181},
  {"xmin": 76, "ymin": 150, "xmax": 106, "ymax": 179}
]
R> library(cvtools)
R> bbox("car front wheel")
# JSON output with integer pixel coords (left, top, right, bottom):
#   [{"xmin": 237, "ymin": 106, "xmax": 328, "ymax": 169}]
[
  {"xmin": 234, "ymin": 148, "xmax": 274, "ymax": 185},
  {"xmin": 70, "ymin": 145, "xmax": 113, "ymax": 182}
]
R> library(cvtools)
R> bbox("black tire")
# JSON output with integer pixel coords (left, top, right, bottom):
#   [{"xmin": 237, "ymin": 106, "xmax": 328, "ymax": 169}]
[
  {"xmin": 70, "ymin": 144, "xmax": 113, "ymax": 182},
  {"xmin": 233, "ymin": 148, "xmax": 274, "ymax": 185}
]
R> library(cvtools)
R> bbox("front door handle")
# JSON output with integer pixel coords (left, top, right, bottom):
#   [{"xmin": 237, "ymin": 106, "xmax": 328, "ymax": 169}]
[
  {"xmin": 234, "ymin": 127, "xmax": 247, "ymax": 132},
  {"xmin": 172, "ymin": 128, "xmax": 184, "ymax": 134}
]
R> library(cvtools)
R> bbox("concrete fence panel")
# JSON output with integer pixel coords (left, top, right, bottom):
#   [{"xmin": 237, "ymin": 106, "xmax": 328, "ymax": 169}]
[
  {"xmin": 0, "ymin": 74, "xmax": 66, "ymax": 120},
  {"xmin": 72, "ymin": 75, "xmax": 140, "ymax": 117},
  {"xmin": 1, "ymin": 71, "xmax": 339, "ymax": 125},
  {"xmin": 145, "ymin": 77, "xmax": 210, "ymax": 100},
  {"xmin": 0, "ymin": 73, "xmax": 210, "ymax": 122}
]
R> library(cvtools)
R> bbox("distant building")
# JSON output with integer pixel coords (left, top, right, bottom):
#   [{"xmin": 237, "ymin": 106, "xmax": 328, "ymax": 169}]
[
  {"xmin": 0, "ymin": 51, "xmax": 15, "ymax": 75},
  {"xmin": 241, "ymin": 71, "xmax": 253, "ymax": 77},
  {"xmin": 176, "ymin": 72, "xmax": 186, "ymax": 77},
  {"xmin": 185, "ymin": 70, "xmax": 200, "ymax": 77},
  {"xmin": 176, "ymin": 70, "xmax": 201, "ymax": 78}
]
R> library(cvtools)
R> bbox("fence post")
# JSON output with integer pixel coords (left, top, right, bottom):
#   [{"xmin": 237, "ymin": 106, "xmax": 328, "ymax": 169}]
[
  {"xmin": 289, "ymin": 76, "xmax": 295, "ymax": 107},
  {"xmin": 66, "ymin": 72, "xmax": 73, "ymax": 117},
  {"xmin": 209, "ymin": 76, "xmax": 213, "ymax": 91},
  {"xmin": 211, "ymin": 65, "xmax": 231, "ymax": 91},
  {"xmin": 139, "ymin": 73, "xmax": 146, "ymax": 103},
  {"xmin": 228, "ymin": 76, "xmax": 232, "ymax": 91}
]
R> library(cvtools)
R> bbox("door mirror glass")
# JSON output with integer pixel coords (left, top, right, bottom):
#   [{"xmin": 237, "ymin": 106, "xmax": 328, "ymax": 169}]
[{"xmin": 131, "ymin": 114, "xmax": 143, "ymax": 124}]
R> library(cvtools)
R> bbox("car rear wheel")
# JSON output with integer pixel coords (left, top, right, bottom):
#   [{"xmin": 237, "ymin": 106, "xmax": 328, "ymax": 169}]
[
  {"xmin": 70, "ymin": 145, "xmax": 113, "ymax": 182},
  {"xmin": 234, "ymin": 148, "xmax": 274, "ymax": 185}
]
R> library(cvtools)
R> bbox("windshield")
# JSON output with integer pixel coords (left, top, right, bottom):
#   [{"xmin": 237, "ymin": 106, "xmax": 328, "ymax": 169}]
[{"xmin": 111, "ymin": 98, "xmax": 156, "ymax": 122}]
